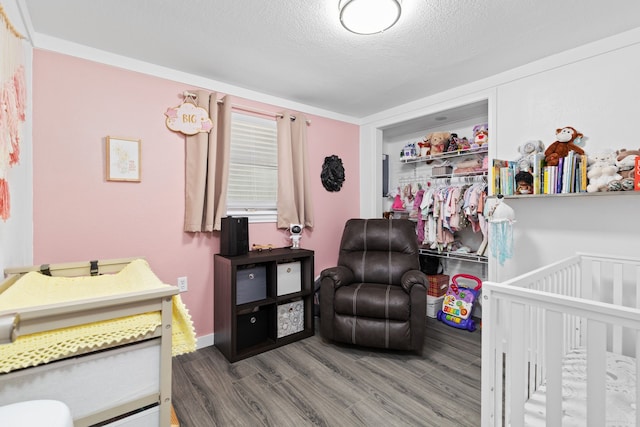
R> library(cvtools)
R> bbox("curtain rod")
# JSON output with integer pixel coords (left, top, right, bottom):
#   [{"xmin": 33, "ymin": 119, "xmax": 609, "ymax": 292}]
[{"xmin": 182, "ymin": 91, "xmax": 310, "ymax": 125}]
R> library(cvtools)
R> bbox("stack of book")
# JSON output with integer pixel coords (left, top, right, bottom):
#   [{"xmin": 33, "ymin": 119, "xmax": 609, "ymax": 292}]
[{"xmin": 493, "ymin": 152, "xmax": 588, "ymax": 195}]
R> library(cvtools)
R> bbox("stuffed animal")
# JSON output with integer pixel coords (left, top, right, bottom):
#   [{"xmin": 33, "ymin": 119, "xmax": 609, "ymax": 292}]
[
  {"xmin": 615, "ymin": 148, "xmax": 640, "ymax": 179},
  {"xmin": 515, "ymin": 171, "xmax": 534, "ymax": 194},
  {"xmin": 417, "ymin": 139, "xmax": 431, "ymax": 157},
  {"xmin": 607, "ymin": 177, "xmax": 635, "ymax": 191},
  {"xmin": 586, "ymin": 150, "xmax": 621, "ymax": 193},
  {"xmin": 544, "ymin": 127, "xmax": 585, "ymax": 166},
  {"xmin": 471, "ymin": 124, "xmax": 488, "ymax": 148},
  {"xmin": 458, "ymin": 137, "xmax": 471, "ymax": 151},
  {"xmin": 447, "ymin": 133, "xmax": 461, "ymax": 152},
  {"xmin": 428, "ymin": 131, "xmax": 451, "ymax": 156},
  {"xmin": 401, "ymin": 143, "xmax": 418, "ymax": 160},
  {"xmin": 515, "ymin": 140, "xmax": 545, "ymax": 172}
]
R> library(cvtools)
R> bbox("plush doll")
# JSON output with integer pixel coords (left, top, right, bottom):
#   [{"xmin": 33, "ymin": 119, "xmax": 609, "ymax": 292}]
[
  {"xmin": 458, "ymin": 137, "xmax": 471, "ymax": 151},
  {"xmin": 515, "ymin": 140, "xmax": 545, "ymax": 172},
  {"xmin": 428, "ymin": 131, "xmax": 451, "ymax": 156},
  {"xmin": 471, "ymin": 124, "xmax": 488, "ymax": 148},
  {"xmin": 544, "ymin": 127, "xmax": 585, "ymax": 166},
  {"xmin": 586, "ymin": 150, "xmax": 621, "ymax": 193},
  {"xmin": 417, "ymin": 139, "xmax": 431, "ymax": 157},
  {"xmin": 515, "ymin": 171, "xmax": 534, "ymax": 194},
  {"xmin": 447, "ymin": 133, "xmax": 461, "ymax": 152}
]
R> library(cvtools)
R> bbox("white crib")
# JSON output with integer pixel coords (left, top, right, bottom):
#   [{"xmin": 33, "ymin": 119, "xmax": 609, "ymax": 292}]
[{"xmin": 481, "ymin": 253, "xmax": 640, "ymax": 426}]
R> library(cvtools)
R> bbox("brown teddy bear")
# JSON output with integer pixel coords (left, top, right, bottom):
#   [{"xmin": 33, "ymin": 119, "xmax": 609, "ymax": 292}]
[
  {"xmin": 427, "ymin": 131, "xmax": 451, "ymax": 156},
  {"xmin": 544, "ymin": 126, "xmax": 585, "ymax": 166}
]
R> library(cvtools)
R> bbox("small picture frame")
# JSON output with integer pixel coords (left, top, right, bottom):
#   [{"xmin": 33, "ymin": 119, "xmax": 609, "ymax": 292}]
[{"xmin": 106, "ymin": 136, "xmax": 141, "ymax": 182}]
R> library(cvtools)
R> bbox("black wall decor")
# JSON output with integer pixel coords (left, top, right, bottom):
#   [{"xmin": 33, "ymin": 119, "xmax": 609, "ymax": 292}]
[{"xmin": 320, "ymin": 155, "xmax": 345, "ymax": 192}]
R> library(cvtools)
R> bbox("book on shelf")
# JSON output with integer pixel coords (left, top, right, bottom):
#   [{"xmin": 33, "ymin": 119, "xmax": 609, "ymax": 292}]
[
  {"xmin": 543, "ymin": 165, "xmax": 558, "ymax": 194},
  {"xmin": 492, "ymin": 159, "xmax": 507, "ymax": 195},
  {"xmin": 556, "ymin": 157, "xmax": 564, "ymax": 194},
  {"xmin": 532, "ymin": 153, "xmax": 545, "ymax": 195},
  {"xmin": 494, "ymin": 159, "xmax": 517, "ymax": 195},
  {"xmin": 499, "ymin": 167, "xmax": 514, "ymax": 195}
]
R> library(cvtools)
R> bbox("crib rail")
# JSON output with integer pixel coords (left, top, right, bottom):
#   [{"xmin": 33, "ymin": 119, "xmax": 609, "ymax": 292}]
[{"xmin": 481, "ymin": 253, "xmax": 640, "ymax": 427}]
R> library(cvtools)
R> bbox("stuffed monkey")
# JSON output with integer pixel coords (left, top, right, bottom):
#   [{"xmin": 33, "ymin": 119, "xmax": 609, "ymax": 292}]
[{"xmin": 544, "ymin": 127, "xmax": 585, "ymax": 166}]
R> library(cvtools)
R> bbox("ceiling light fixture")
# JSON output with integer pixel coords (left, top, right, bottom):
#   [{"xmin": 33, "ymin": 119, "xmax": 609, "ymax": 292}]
[{"xmin": 339, "ymin": 0, "xmax": 402, "ymax": 35}]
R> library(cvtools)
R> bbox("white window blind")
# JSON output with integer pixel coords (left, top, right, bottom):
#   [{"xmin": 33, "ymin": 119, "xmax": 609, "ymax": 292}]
[{"xmin": 226, "ymin": 112, "xmax": 278, "ymax": 222}]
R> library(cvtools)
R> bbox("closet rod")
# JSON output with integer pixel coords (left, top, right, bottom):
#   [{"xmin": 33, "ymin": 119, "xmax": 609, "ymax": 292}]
[{"xmin": 182, "ymin": 91, "xmax": 310, "ymax": 125}]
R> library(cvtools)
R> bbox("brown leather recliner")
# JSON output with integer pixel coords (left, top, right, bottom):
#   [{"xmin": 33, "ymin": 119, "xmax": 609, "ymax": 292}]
[{"xmin": 320, "ymin": 218, "xmax": 428, "ymax": 353}]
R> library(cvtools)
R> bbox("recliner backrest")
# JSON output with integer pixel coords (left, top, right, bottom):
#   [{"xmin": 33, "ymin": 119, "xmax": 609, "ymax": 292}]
[{"xmin": 338, "ymin": 219, "xmax": 420, "ymax": 285}]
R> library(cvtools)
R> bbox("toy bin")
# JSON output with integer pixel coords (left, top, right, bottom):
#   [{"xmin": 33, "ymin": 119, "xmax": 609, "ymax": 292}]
[{"xmin": 427, "ymin": 295, "xmax": 444, "ymax": 318}]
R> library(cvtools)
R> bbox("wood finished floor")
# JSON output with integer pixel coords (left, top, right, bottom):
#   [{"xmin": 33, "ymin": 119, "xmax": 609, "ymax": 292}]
[{"xmin": 172, "ymin": 317, "xmax": 481, "ymax": 427}]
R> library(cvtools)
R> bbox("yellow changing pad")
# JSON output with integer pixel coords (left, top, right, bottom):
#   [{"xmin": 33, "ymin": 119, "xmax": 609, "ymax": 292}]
[{"xmin": 0, "ymin": 259, "xmax": 196, "ymax": 373}]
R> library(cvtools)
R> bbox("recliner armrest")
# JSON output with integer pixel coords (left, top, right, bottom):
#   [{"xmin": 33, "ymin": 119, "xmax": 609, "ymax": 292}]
[
  {"xmin": 401, "ymin": 269, "xmax": 428, "ymax": 293},
  {"xmin": 320, "ymin": 266, "xmax": 355, "ymax": 289}
]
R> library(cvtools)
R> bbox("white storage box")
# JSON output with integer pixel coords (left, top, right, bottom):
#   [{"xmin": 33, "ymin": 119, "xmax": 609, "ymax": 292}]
[
  {"xmin": 427, "ymin": 295, "xmax": 444, "ymax": 318},
  {"xmin": 277, "ymin": 300, "xmax": 304, "ymax": 338},
  {"xmin": 277, "ymin": 261, "xmax": 301, "ymax": 296}
]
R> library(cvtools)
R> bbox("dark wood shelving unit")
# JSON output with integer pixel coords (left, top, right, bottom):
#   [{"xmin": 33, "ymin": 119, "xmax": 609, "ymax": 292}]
[{"xmin": 214, "ymin": 248, "xmax": 314, "ymax": 362}]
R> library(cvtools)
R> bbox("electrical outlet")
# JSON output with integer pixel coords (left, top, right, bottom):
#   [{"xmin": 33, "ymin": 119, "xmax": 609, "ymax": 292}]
[{"xmin": 177, "ymin": 276, "xmax": 188, "ymax": 292}]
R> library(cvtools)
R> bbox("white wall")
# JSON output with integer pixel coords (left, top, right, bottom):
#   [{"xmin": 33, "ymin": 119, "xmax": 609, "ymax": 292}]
[
  {"xmin": 495, "ymin": 35, "xmax": 640, "ymax": 281},
  {"xmin": 360, "ymin": 27, "xmax": 640, "ymax": 282},
  {"xmin": 0, "ymin": 0, "xmax": 33, "ymax": 275}
]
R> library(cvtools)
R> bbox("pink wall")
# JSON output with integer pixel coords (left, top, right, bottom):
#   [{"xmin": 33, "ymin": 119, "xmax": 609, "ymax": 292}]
[{"xmin": 32, "ymin": 50, "xmax": 360, "ymax": 339}]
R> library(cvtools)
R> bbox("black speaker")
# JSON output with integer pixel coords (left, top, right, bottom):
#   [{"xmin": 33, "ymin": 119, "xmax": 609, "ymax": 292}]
[{"xmin": 220, "ymin": 216, "xmax": 249, "ymax": 256}]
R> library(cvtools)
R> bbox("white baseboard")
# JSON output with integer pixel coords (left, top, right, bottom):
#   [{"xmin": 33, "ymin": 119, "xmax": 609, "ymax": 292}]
[{"xmin": 196, "ymin": 333, "xmax": 214, "ymax": 349}]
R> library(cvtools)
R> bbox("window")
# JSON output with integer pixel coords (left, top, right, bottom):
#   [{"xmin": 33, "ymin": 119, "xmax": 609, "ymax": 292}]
[{"xmin": 226, "ymin": 112, "xmax": 278, "ymax": 222}]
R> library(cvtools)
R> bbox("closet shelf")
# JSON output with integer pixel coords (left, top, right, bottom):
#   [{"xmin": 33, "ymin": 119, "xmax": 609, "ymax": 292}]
[
  {"xmin": 419, "ymin": 248, "xmax": 488, "ymax": 264},
  {"xmin": 430, "ymin": 170, "xmax": 488, "ymax": 180},
  {"xmin": 401, "ymin": 146, "xmax": 488, "ymax": 164}
]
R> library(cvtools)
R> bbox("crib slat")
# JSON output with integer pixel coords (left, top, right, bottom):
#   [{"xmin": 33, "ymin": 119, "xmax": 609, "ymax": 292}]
[
  {"xmin": 481, "ymin": 289, "xmax": 502, "ymax": 427},
  {"xmin": 545, "ymin": 310, "xmax": 563, "ymax": 427},
  {"xmin": 586, "ymin": 319, "xmax": 606, "ymax": 427},
  {"xmin": 509, "ymin": 301, "xmax": 527, "ymax": 426},
  {"xmin": 612, "ymin": 262, "xmax": 623, "ymax": 354}
]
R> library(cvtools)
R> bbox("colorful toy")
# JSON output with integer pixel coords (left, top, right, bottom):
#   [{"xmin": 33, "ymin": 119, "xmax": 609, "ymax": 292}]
[
  {"xmin": 437, "ymin": 274, "xmax": 482, "ymax": 331},
  {"xmin": 252, "ymin": 243, "xmax": 273, "ymax": 252}
]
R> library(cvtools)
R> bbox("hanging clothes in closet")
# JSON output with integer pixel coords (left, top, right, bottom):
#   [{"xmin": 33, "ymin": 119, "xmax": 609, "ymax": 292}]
[{"xmin": 420, "ymin": 179, "xmax": 487, "ymax": 253}]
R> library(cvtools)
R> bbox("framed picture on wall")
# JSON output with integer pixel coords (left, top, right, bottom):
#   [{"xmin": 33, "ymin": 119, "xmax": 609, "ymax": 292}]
[{"xmin": 106, "ymin": 136, "xmax": 141, "ymax": 182}]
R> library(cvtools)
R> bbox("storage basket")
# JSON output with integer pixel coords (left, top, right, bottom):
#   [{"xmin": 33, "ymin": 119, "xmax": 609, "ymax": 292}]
[
  {"xmin": 427, "ymin": 274, "xmax": 449, "ymax": 297},
  {"xmin": 277, "ymin": 300, "xmax": 304, "ymax": 338},
  {"xmin": 432, "ymin": 165, "xmax": 453, "ymax": 175}
]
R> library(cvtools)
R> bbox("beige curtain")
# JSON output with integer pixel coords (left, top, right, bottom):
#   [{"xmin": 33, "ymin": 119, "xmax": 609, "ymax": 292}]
[
  {"xmin": 277, "ymin": 112, "xmax": 314, "ymax": 229},
  {"xmin": 184, "ymin": 91, "xmax": 232, "ymax": 232}
]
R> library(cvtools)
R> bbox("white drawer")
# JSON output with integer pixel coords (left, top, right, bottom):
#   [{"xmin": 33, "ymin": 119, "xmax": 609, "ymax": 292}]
[{"xmin": 277, "ymin": 261, "xmax": 301, "ymax": 296}]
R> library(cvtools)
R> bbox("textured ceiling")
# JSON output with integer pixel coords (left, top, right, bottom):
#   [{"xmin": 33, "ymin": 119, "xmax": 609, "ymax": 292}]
[{"xmin": 22, "ymin": 0, "xmax": 640, "ymax": 119}]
